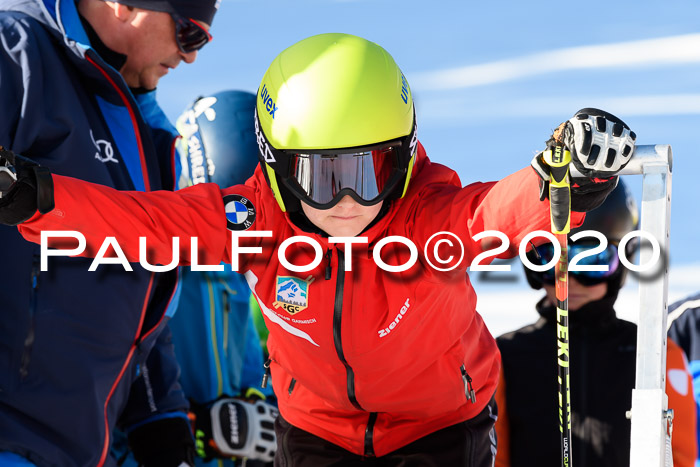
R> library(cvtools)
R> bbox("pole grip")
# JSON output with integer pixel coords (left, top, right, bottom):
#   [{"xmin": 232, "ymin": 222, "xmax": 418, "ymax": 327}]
[{"xmin": 544, "ymin": 147, "xmax": 572, "ymax": 234}]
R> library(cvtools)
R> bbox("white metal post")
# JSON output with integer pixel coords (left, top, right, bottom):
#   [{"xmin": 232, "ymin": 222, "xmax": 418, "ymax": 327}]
[{"xmin": 572, "ymin": 144, "xmax": 673, "ymax": 467}]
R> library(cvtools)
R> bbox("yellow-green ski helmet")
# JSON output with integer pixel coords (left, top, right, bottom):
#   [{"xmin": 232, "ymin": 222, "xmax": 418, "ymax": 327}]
[{"xmin": 254, "ymin": 33, "xmax": 418, "ymax": 212}]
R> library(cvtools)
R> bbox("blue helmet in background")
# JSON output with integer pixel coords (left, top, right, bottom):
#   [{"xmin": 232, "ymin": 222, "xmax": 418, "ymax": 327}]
[{"xmin": 176, "ymin": 90, "xmax": 259, "ymax": 188}]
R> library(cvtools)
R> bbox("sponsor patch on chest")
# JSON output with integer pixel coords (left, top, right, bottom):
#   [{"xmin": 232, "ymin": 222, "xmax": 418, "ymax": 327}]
[{"xmin": 273, "ymin": 275, "xmax": 314, "ymax": 315}]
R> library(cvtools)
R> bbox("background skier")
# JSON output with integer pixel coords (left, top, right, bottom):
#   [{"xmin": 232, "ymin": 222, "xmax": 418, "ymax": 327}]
[{"xmin": 495, "ymin": 180, "xmax": 696, "ymax": 466}]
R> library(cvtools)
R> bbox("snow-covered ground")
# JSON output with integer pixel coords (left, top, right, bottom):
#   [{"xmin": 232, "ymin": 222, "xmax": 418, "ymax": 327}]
[{"xmin": 474, "ymin": 262, "xmax": 700, "ymax": 338}]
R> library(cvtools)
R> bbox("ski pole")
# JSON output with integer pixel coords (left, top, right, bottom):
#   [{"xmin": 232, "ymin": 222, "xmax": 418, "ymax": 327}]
[{"xmin": 544, "ymin": 144, "xmax": 573, "ymax": 467}]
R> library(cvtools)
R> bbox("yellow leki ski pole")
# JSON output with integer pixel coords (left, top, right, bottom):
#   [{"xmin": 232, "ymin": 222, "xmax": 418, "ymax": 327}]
[{"xmin": 543, "ymin": 144, "xmax": 573, "ymax": 467}]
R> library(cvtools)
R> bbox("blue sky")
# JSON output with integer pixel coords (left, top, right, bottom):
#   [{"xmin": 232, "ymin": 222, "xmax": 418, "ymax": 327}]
[{"xmin": 158, "ymin": 0, "xmax": 700, "ymax": 280}]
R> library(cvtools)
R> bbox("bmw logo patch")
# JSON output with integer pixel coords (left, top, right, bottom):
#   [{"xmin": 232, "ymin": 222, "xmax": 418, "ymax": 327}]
[{"xmin": 223, "ymin": 194, "xmax": 256, "ymax": 231}]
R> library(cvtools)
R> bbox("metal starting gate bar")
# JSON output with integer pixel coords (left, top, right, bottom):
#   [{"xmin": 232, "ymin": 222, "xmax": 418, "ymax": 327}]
[{"xmin": 572, "ymin": 144, "xmax": 673, "ymax": 467}]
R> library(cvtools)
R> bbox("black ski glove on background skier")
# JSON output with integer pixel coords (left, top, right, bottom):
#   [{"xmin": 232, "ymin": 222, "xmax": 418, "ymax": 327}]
[
  {"xmin": 0, "ymin": 146, "xmax": 54, "ymax": 225},
  {"xmin": 531, "ymin": 108, "xmax": 636, "ymax": 212},
  {"xmin": 126, "ymin": 416, "xmax": 196, "ymax": 467}
]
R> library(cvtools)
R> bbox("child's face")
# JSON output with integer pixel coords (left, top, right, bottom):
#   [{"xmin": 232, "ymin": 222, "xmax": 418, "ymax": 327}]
[
  {"xmin": 301, "ymin": 196, "xmax": 384, "ymax": 237},
  {"xmin": 543, "ymin": 277, "xmax": 608, "ymax": 311}
]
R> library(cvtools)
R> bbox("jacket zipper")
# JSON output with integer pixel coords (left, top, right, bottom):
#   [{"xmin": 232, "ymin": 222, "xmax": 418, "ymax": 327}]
[
  {"xmin": 332, "ymin": 249, "xmax": 364, "ymax": 411},
  {"xmin": 20, "ymin": 254, "xmax": 41, "ymax": 379},
  {"xmin": 262, "ymin": 358, "xmax": 271, "ymax": 389},
  {"xmin": 86, "ymin": 53, "xmax": 174, "ymax": 467},
  {"xmin": 288, "ymin": 378, "xmax": 296, "ymax": 396},
  {"xmin": 222, "ymin": 289, "xmax": 230, "ymax": 357},
  {"xmin": 98, "ymin": 274, "xmax": 156, "ymax": 467},
  {"xmin": 325, "ymin": 249, "xmax": 333, "ymax": 280},
  {"xmin": 332, "ymin": 249, "xmax": 375, "ymax": 455},
  {"xmin": 461, "ymin": 364, "xmax": 477, "ymax": 403},
  {"xmin": 204, "ymin": 276, "xmax": 224, "ymax": 394}
]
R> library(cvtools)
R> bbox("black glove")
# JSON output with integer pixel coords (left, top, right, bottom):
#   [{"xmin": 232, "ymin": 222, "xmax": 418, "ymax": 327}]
[
  {"xmin": 531, "ymin": 108, "xmax": 635, "ymax": 212},
  {"xmin": 0, "ymin": 146, "xmax": 54, "ymax": 225},
  {"xmin": 127, "ymin": 416, "xmax": 196, "ymax": 467},
  {"xmin": 190, "ymin": 394, "xmax": 278, "ymax": 463}
]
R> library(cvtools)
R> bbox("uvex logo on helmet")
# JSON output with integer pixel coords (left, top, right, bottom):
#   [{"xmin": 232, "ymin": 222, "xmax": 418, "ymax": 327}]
[
  {"xmin": 259, "ymin": 84, "xmax": 278, "ymax": 119},
  {"xmin": 400, "ymin": 73, "xmax": 409, "ymax": 104}
]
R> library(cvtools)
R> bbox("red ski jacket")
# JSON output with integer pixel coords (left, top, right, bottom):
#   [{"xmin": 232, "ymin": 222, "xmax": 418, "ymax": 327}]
[{"xmin": 18, "ymin": 143, "xmax": 584, "ymax": 456}]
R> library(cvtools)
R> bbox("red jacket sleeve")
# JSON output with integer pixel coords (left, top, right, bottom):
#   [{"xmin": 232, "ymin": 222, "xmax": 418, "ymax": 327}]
[{"xmin": 18, "ymin": 174, "xmax": 237, "ymax": 267}]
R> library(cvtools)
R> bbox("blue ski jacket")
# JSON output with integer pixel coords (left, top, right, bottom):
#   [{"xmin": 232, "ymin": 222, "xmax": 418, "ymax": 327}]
[
  {"xmin": 169, "ymin": 268, "xmax": 272, "ymax": 406},
  {"xmin": 668, "ymin": 292, "xmax": 700, "ymax": 467},
  {"xmin": 0, "ymin": 1, "xmax": 186, "ymax": 466}
]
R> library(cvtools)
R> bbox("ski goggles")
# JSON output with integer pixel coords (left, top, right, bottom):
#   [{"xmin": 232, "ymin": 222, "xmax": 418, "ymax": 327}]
[
  {"xmin": 528, "ymin": 242, "xmax": 621, "ymax": 286},
  {"xmin": 286, "ymin": 141, "xmax": 406, "ymax": 209},
  {"xmin": 172, "ymin": 14, "xmax": 212, "ymax": 53}
]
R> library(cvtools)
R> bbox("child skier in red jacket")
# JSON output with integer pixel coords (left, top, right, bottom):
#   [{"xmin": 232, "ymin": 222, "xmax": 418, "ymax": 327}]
[{"xmin": 0, "ymin": 33, "xmax": 636, "ymax": 466}]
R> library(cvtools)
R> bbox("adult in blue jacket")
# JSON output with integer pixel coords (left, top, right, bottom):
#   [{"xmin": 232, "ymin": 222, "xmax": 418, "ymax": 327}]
[
  {"xmin": 0, "ymin": 0, "xmax": 218, "ymax": 466},
  {"xmin": 668, "ymin": 293, "xmax": 700, "ymax": 466}
]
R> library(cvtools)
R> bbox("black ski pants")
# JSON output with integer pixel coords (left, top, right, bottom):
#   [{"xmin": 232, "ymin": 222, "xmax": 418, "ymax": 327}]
[{"xmin": 273, "ymin": 396, "xmax": 498, "ymax": 467}]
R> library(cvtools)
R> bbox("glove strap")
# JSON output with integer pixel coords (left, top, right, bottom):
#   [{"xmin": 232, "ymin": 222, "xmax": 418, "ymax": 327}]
[{"xmin": 34, "ymin": 166, "xmax": 54, "ymax": 214}]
